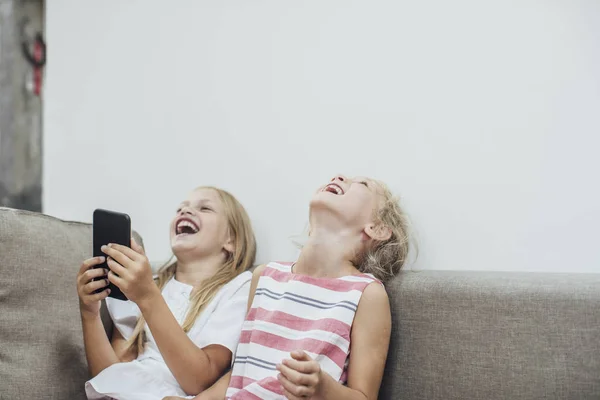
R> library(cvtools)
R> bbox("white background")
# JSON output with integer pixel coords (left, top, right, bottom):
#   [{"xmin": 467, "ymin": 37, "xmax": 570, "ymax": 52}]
[{"xmin": 44, "ymin": 1, "xmax": 600, "ymax": 272}]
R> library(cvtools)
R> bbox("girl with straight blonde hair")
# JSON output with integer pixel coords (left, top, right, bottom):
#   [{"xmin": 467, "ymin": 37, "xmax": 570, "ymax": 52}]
[{"xmin": 76, "ymin": 186, "xmax": 257, "ymax": 400}]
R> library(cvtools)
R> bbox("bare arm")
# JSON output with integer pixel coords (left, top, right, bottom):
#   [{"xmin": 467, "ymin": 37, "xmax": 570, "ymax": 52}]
[
  {"xmin": 193, "ymin": 370, "xmax": 232, "ymax": 400},
  {"xmin": 277, "ymin": 282, "xmax": 392, "ymax": 400},
  {"xmin": 81, "ymin": 316, "xmax": 137, "ymax": 377},
  {"xmin": 185, "ymin": 265, "xmax": 266, "ymax": 400},
  {"xmin": 78, "ymin": 257, "xmax": 136, "ymax": 377},
  {"xmin": 139, "ymin": 289, "xmax": 231, "ymax": 395},
  {"xmin": 245, "ymin": 265, "xmax": 265, "ymax": 313},
  {"xmin": 111, "ymin": 326, "xmax": 137, "ymax": 362},
  {"xmin": 319, "ymin": 282, "xmax": 391, "ymax": 400},
  {"xmin": 162, "ymin": 371, "xmax": 232, "ymax": 400},
  {"xmin": 80, "ymin": 313, "xmax": 121, "ymax": 377}
]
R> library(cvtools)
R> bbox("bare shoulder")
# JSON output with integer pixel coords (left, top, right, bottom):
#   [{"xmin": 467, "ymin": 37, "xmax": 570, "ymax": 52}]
[
  {"xmin": 250, "ymin": 264, "xmax": 268, "ymax": 288},
  {"xmin": 360, "ymin": 281, "xmax": 390, "ymax": 308},
  {"xmin": 251, "ymin": 263, "xmax": 268, "ymax": 280},
  {"xmin": 246, "ymin": 264, "xmax": 268, "ymax": 311},
  {"xmin": 355, "ymin": 282, "xmax": 391, "ymax": 324}
]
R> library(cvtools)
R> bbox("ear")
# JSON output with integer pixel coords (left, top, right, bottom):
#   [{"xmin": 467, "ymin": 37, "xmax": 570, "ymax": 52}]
[
  {"xmin": 364, "ymin": 223, "xmax": 392, "ymax": 242},
  {"xmin": 223, "ymin": 236, "xmax": 235, "ymax": 254}
]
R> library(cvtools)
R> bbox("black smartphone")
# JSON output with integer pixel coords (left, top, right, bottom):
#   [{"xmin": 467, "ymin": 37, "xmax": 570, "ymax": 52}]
[{"xmin": 92, "ymin": 208, "xmax": 131, "ymax": 301}]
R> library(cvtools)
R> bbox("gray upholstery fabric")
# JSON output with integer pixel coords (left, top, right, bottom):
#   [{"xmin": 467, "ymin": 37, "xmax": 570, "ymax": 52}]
[
  {"xmin": 380, "ymin": 270, "xmax": 600, "ymax": 399},
  {"xmin": 2, "ymin": 207, "xmax": 599, "ymax": 399},
  {"xmin": 0, "ymin": 207, "xmax": 142, "ymax": 400}
]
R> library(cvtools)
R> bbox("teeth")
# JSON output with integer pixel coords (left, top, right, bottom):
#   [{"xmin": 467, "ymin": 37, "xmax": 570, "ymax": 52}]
[
  {"xmin": 176, "ymin": 220, "xmax": 199, "ymax": 234},
  {"xmin": 325, "ymin": 184, "xmax": 342, "ymax": 195}
]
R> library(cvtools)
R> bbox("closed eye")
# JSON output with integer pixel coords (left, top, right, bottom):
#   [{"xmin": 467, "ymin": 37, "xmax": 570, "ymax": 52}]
[
  {"xmin": 359, "ymin": 181, "xmax": 369, "ymax": 187},
  {"xmin": 200, "ymin": 206, "xmax": 213, "ymax": 212}
]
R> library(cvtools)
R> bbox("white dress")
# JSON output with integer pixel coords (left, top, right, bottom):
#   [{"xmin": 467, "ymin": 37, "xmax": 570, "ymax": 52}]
[{"xmin": 85, "ymin": 271, "xmax": 252, "ymax": 400}]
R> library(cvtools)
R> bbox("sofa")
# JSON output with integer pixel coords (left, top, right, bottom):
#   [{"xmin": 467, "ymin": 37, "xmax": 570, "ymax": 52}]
[{"xmin": 1, "ymin": 207, "xmax": 599, "ymax": 399}]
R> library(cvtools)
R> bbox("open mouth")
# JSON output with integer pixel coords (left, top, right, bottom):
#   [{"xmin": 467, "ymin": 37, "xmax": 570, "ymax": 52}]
[
  {"xmin": 323, "ymin": 183, "xmax": 344, "ymax": 195},
  {"xmin": 175, "ymin": 218, "xmax": 199, "ymax": 235}
]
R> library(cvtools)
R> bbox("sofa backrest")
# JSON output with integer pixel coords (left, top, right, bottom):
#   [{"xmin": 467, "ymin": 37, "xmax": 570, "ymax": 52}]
[
  {"xmin": 0, "ymin": 207, "xmax": 141, "ymax": 400},
  {"xmin": 2, "ymin": 207, "xmax": 599, "ymax": 399},
  {"xmin": 380, "ymin": 270, "xmax": 600, "ymax": 399}
]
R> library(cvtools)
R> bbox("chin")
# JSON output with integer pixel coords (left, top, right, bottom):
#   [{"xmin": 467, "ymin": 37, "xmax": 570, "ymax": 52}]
[
  {"xmin": 170, "ymin": 242, "xmax": 188, "ymax": 257},
  {"xmin": 170, "ymin": 236, "xmax": 198, "ymax": 254},
  {"xmin": 171, "ymin": 245, "xmax": 204, "ymax": 264},
  {"xmin": 310, "ymin": 191, "xmax": 333, "ymax": 207},
  {"xmin": 310, "ymin": 191, "xmax": 344, "ymax": 211}
]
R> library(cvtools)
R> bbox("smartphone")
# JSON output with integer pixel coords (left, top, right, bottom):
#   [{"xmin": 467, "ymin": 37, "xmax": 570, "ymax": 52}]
[{"xmin": 92, "ymin": 208, "xmax": 131, "ymax": 301}]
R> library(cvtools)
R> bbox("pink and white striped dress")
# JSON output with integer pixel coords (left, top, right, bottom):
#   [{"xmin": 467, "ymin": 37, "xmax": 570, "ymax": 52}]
[{"xmin": 226, "ymin": 261, "xmax": 380, "ymax": 400}]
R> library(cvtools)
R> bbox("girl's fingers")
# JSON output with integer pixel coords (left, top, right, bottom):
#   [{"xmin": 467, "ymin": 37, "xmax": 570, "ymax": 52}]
[
  {"xmin": 81, "ymin": 266, "xmax": 108, "ymax": 282},
  {"xmin": 290, "ymin": 350, "xmax": 311, "ymax": 362},
  {"xmin": 112, "ymin": 243, "xmax": 142, "ymax": 260},
  {"xmin": 83, "ymin": 278, "xmax": 110, "ymax": 295},
  {"xmin": 79, "ymin": 257, "xmax": 105, "ymax": 275},
  {"xmin": 101, "ymin": 245, "xmax": 135, "ymax": 267},
  {"xmin": 279, "ymin": 360, "xmax": 319, "ymax": 386},
  {"xmin": 107, "ymin": 269, "xmax": 126, "ymax": 290},
  {"xmin": 278, "ymin": 374, "xmax": 303, "ymax": 399},
  {"xmin": 106, "ymin": 258, "xmax": 128, "ymax": 278},
  {"xmin": 277, "ymin": 363, "xmax": 306, "ymax": 386},
  {"xmin": 103, "ymin": 243, "xmax": 141, "ymax": 264},
  {"xmin": 282, "ymin": 389, "xmax": 303, "ymax": 400},
  {"xmin": 282, "ymin": 358, "xmax": 319, "ymax": 375},
  {"xmin": 87, "ymin": 287, "xmax": 111, "ymax": 302}
]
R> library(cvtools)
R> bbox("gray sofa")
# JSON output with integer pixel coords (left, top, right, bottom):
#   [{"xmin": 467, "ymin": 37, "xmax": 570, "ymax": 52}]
[{"xmin": 1, "ymin": 207, "xmax": 599, "ymax": 399}]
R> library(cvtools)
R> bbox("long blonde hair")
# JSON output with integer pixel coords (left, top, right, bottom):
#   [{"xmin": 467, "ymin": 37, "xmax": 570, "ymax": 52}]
[{"xmin": 125, "ymin": 186, "xmax": 257, "ymax": 356}]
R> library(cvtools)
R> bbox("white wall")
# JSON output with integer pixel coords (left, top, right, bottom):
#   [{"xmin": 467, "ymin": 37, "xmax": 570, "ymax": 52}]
[{"xmin": 44, "ymin": 0, "xmax": 600, "ymax": 273}]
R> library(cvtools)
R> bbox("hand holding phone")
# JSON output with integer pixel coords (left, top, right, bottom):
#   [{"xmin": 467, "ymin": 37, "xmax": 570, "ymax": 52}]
[
  {"xmin": 101, "ymin": 238, "xmax": 158, "ymax": 307},
  {"xmin": 92, "ymin": 209, "xmax": 131, "ymax": 301},
  {"xmin": 76, "ymin": 255, "xmax": 111, "ymax": 319}
]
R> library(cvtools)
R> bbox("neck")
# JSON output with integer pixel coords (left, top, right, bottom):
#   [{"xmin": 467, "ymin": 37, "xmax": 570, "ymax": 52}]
[
  {"xmin": 294, "ymin": 226, "xmax": 360, "ymax": 278},
  {"xmin": 174, "ymin": 252, "xmax": 225, "ymax": 287}
]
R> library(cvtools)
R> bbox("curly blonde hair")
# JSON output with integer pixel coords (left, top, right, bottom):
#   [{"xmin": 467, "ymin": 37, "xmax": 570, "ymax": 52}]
[{"xmin": 355, "ymin": 179, "xmax": 411, "ymax": 282}]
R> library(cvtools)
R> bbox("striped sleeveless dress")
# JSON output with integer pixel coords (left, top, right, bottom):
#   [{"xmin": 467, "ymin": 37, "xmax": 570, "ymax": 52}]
[{"xmin": 226, "ymin": 261, "xmax": 380, "ymax": 399}]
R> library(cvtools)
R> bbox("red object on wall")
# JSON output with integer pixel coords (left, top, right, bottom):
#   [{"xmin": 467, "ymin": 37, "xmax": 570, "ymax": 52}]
[
  {"xmin": 20, "ymin": 17, "xmax": 46, "ymax": 97},
  {"xmin": 33, "ymin": 38, "xmax": 43, "ymax": 96}
]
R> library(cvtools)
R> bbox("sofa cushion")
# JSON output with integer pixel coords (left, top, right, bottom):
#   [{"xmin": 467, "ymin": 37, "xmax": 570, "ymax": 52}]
[
  {"xmin": 380, "ymin": 270, "xmax": 600, "ymax": 400},
  {"xmin": 0, "ymin": 207, "xmax": 143, "ymax": 400}
]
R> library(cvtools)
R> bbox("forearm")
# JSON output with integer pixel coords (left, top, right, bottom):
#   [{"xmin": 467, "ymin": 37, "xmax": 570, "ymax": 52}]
[
  {"xmin": 195, "ymin": 370, "xmax": 232, "ymax": 399},
  {"xmin": 139, "ymin": 290, "xmax": 220, "ymax": 395},
  {"xmin": 81, "ymin": 314, "xmax": 120, "ymax": 377},
  {"xmin": 317, "ymin": 372, "xmax": 369, "ymax": 400}
]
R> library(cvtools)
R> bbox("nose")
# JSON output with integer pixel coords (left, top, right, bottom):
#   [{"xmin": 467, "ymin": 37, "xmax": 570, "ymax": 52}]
[
  {"xmin": 331, "ymin": 175, "xmax": 346, "ymax": 182},
  {"xmin": 179, "ymin": 206, "xmax": 193, "ymax": 215}
]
